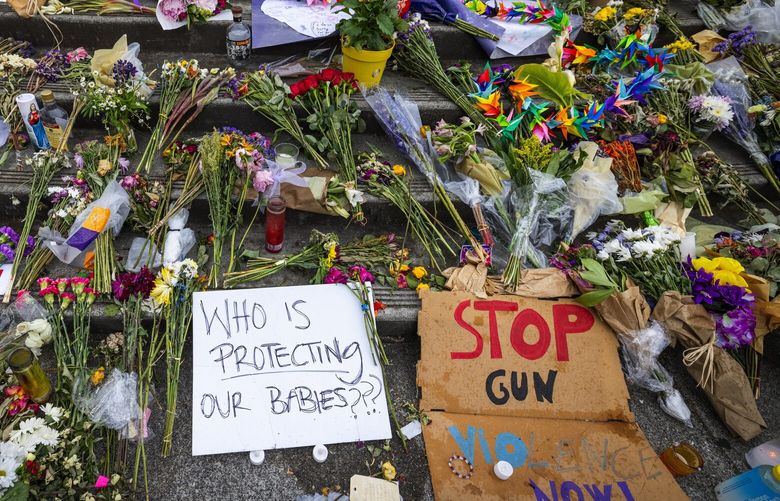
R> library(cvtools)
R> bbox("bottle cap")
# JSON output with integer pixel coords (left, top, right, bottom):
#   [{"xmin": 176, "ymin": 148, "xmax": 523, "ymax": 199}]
[
  {"xmin": 231, "ymin": 5, "xmax": 242, "ymax": 15},
  {"xmin": 7, "ymin": 347, "xmax": 33, "ymax": 371},
  {"xmin": 493, "ymin": 461, "xmax": 513, "ymax": 480},
  {"xmin": 313, "ymin": 444, "xmax": 328, "ymax": 463},
  {"xmin": 267, "ymin": 196, "xmax": 286, "ymax": 214},
  {"xmin": 249, "ymin": 450, "xmax": 265, "ymax": 465},
  {"xmin": 773, "ymin": 465, "xmax": 780, "ymax": 482},
  {"xmin": 40, "ymin": 89, "xmax": 55, "ymax": 104}
]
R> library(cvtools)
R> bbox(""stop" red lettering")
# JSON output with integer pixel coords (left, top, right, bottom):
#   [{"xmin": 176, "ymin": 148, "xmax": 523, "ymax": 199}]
[{"xmin": 450, "ymin": 300, "xmax": 594, "ymax": 361}]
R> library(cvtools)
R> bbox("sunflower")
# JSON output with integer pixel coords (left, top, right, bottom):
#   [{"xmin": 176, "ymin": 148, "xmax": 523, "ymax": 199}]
[{"xmin": 151, "ymin": 267, "xmax": 176, "ymax": 306}]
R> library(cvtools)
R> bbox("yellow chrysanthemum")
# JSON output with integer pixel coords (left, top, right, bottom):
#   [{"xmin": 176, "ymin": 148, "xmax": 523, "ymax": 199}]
[
  {"xmin": 381, "ymin": 461, "xmax": 397, "ymax": 481},
  {"xmin": 399, "ymin": 264, "xmax": 410, "ymax": 273},
  {"xmin": 593, "ymin": 6, "xmax": 616, "ymax": 22},
  {"xmin": 657, "ymin": 114, "xmax": 668, "ymax": 124},
  {"xmin": 220, "ymin": 134, "xmax": 231, "ymax": 147},
  {"xmin": 623, "ymin": 7, "xmax": 649, "ymax": 21},
  {"xmin": 91, "ymin": 367, "xmax": 105, "ymax": 386},
  {"xmin": 151, "ymin": 267, "xmax": 175, "ymax": 306},
  {"xmin": 416, "ymin": 283, "xmax": 430, "ymax": 293},
  {"xmin": 412, "ymin": 266, "xmax": 428, "ymax": 279},
  {"xmin": 712, "ymin": 257, "xmax": 745, "ymax": 274},
  {"xmin": 665, "ymin": 38, "xmax": 695, "ymax": 53},
  {"xmin": 392, "ymin": 165, "xmax": 406, "ymax": 176}
]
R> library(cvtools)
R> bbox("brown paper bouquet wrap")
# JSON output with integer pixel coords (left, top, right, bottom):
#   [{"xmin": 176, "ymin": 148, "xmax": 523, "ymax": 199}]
[{"xmin": 651, "ymin": 291, "xmax": 767, "ymax": 441}]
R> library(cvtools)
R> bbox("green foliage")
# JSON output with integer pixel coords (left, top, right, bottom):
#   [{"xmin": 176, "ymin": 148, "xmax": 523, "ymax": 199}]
[
  {"xmin": 334, "ymin": 0, "xmax": 408, "ymax": 51},
  {"xmin": 576, "ymin": 258, "xmax": 620, "ymax": 307},
  {"xmin": 514, "ymin": 64, "xmax": 580, "ymax": 107}
]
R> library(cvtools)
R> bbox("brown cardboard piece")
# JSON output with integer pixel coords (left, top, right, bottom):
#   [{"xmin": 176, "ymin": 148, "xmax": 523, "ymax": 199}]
[
  {"xmin": 418, "ymin": 291, "xmax": 633, "ymax": 422},
  {"xmin": 418, "ymin": 290, "xmax": 689, "ymax": 500},
  {"xmin": 423, "ymin": 411, "xmax": 689, "ymax": 501}
]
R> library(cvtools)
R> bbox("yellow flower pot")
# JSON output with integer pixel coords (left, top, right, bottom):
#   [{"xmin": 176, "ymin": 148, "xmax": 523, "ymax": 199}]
[{"xmin": 341, "ymin": 39, "xmax": 394, "ymax": 88}]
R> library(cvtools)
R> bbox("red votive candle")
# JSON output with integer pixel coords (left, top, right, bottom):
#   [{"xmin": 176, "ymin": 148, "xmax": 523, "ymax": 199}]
[{"xmin": 265, "ymin": 196, "xmax": 286, "ymax": 253}]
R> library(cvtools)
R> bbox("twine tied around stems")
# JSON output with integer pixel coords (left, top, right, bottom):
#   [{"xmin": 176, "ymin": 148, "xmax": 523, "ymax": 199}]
[{"xmin": 683, "ymin": 333, "xmax": 717, "ymax": 391}]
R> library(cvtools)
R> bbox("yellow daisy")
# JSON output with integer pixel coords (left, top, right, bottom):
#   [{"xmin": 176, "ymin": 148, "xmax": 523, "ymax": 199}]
[{"xmin": 151, "ymin": 267, "xmax": 175, "ymax": 306}]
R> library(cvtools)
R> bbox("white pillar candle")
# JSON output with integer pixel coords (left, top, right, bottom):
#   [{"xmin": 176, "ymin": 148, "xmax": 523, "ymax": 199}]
[{"xmin": 679, "ymin": 232, "xmax": 696, "ymax": 262}]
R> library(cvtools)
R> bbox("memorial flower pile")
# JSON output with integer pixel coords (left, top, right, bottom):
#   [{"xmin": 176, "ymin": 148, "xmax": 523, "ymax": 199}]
[{"xmin": 159, "ymin": 0, "xmax": 230, "ymax": 28}]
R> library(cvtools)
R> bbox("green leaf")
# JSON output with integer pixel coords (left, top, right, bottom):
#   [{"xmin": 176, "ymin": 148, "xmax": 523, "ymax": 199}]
[
  {"xmin": 578, "ymin": 258, "xmax": 616, "ymax": 289},
  {"xmin": 1, "ymin": 482, "xmax": 29, "ymax": 501},
  {"xmin": 514, "ymin": 64, "xmax": 577, "ymax": 107},
  {"xmin": 376, "ymin": 13, "xmax": 394, "ymax": 35},
  {"xmin": 576, "ymin": 288, "xmax": 616, "ymax": 307},
  {"xmin": 406, "ymin": 276, "xmax": 419, "ymax": 289}
]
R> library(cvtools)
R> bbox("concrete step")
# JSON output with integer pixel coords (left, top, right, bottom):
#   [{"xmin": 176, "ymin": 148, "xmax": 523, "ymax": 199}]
[{"xmin": 25, "ymin": 215, "xmax": 425, "ymax": 337}]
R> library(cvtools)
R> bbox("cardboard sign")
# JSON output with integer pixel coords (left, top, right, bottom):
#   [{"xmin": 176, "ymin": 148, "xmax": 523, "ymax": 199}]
[
  {"xmin": 191, "ymin": 284, "xmax": 391, "ymax": 456},
  {"xmin": 417, "ymin": 291, "xmax": 688, "ymax": 500},
  {"xmin": 417, "ymin": 292, "xmax": 633, "ymax": 422},
  {"xmin": 423, "ymin": 411, "xmax": 688, "ymax": 500}
]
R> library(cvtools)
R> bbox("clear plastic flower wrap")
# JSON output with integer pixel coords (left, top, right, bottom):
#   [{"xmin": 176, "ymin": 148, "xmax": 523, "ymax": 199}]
[
  {"xmin": 697, "ymin": 0, "xmax": 780, "ymax": 43},
  {"xmin": 620, "ymin": 320, "xmax": 693, "ymax": 426},
  {"xmin": 75, "ymin": 368, "xmax": 143, "ymax": 434},
  {"xmin": 567, "ymin": 142, "xmax": 622, "ymax": 239},
  {"xmin": 709, "ymin": 56, "xmax": 780, "ymax": 194},
  {"xmin": 162, "ymin": 208, "xmax": 196, "ymax": 266},
  {"xmin": 40, "ymin": 180, "xmax": 131, "ymax": 265},
  {"xmin": 503, "ymin": 170, "xmax": 573, "ymax": 290}
]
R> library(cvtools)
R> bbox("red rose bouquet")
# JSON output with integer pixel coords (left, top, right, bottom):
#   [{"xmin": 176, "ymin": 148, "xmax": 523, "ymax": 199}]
[{"xmin": 290, "ymin": 68, "xmax": 366, "ymax": 221}]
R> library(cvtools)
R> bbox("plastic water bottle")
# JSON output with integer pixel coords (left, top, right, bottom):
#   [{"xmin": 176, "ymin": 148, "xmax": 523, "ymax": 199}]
[{"xmin": 715, "ymin": 464, "xmax": 780, "ymax": 500}]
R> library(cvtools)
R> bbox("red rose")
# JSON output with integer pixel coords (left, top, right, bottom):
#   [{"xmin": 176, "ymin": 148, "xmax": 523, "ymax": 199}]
[
  {"xmin": 320, "ymin": 68, "xmax": 339, "ymax": 83},
  {"xmin": 303, "ymin": 75, "xmax": 321, "ymax": 92},
  {"xmin": 289, "ymin": 82, "xmax": 302, "ymax": 98}
]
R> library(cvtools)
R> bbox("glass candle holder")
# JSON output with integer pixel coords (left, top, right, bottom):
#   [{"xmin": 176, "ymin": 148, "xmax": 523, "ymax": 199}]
[
  {"xmin": 265, "ymin": 196, "xmax": 286, "ymax": 253},
  {"xmin": 7, "ymin": 347, "xmax": 52, "ymax": 403},
  {"xmin": 660, "ymin": 442, "xmax": 704, "ymax": 477},
  {"xmin": 275, "ymin": 143, "xmax": 299, "ymax": 169}
]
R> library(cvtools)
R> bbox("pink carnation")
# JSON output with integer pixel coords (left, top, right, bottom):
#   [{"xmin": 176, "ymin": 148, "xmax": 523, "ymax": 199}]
[
  {"xmin": 252, "ymin": 170, "xmax": 274, "ymax": 194},
  {"xmin": 160, "ymin": 0, "xmax": 187, "ymax": 21},
  {"xmin": 192, "ymin": 0, "xmax": 217, "ymax": 12}
]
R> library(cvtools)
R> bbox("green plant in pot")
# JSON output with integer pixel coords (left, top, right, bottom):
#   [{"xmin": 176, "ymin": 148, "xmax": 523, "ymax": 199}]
[{"xmin": 334, "ymin": 0, "xmax": 407, "ymax": 87}]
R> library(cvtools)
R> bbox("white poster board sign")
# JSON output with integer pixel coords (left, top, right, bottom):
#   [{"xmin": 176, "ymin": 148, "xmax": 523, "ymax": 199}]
[
  {"xmin": 260, "ymin": 0, "xmax": 348, "ymax": 38},
  {"xmin": 191, "ymin": 283, "xmax": 391, "ymax": 456}
]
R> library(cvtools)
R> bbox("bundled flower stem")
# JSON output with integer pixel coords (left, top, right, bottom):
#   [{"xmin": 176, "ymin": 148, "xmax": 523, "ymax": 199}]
[
  {"xmin": 65, "ymin": 0, "xmax": 156, "ymax": 14},
  {"xmin": 394, "ymin": 14, "xmax": 492, "ymax": 129},
  {"xmin": 224, "ymin": 232, "xmax": 398, "ymax": 287},
  {"xmin": 356, "ymin": 152, "xmax": 455, "ymax": 269},
  {"xmin": 242, "ymin": 69, "xmax": 327, "ymax": 168},
  {"xmin": 154, "ymin": 260, "xmax": 200, "ymax": 457},
  {"xmin": 290, "ymin": 69, "xmax": 364, "ymax": 221},
  {"xmin": 137, "ymin": 60, "xmax": 233, "ymax": 173},
  {"xmin": 364, "ymin": 87, "xmax": 486, "ymax": 260},
  {"xmin": 346, "ymin": 272, "xmax": 406, "ymax": 450}
]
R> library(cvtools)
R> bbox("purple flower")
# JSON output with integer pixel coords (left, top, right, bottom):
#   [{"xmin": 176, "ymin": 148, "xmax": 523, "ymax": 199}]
[
  {"xmin": 24, "ymin": 236, "xmax": 35, "ymax": 257},
  {"xmin": 118, "ymin": 157, "xmax": 130, "ymax": 173},
  {"xmin": 0, "ymin": 227, "xmax": 20, "ymax": 245},
  {"xmin": 74, "ymin": 153, "xmax": 84, "ymax": 169},
  {"xmin": 35, "ymin": 49, "xmax": 69, "ymax": 82},
  {"xmin": 349, "ymin": 265, "xmax": 374, "ymax": 284},
  {"xmin": 112, "ymin": 59, "xmax": 138, "ymax": 86},
  {"xmin": 0, "ymin": 244, "xmax": 15, "ymax": 263},
  {"xmin": 323, "ymin": 267, "xmax": 348, "ymax": 284},
  {"xmin": 715, "ymin": 305, "xmax": 756, "ymax": 349}
]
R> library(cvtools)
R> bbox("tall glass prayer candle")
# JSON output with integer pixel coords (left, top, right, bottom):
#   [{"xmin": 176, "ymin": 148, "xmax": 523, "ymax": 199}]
[
  {"xmin": 265, "ymin": 197, "xmax": 286, "ymax": 253},
  {"xmin": 7, "ymin": 347, "xmax": 52, "ymax": 403}
]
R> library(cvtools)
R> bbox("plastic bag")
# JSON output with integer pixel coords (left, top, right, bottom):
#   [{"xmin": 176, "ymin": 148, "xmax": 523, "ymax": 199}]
[
  {"xmin": 507, "ymin": 170, "xmax": 572, "ymax": 269},
  {"xmin": 697, "ymin": 0, "xmax": 780, "ymax": 44},
  {"xmin": 162, "ymin": 208, "xmax": 196, "ymax": 266},
  {"xmin": 620, "ymin": 321, "xmax": 693, "ymax": 426},
  {"xmin": 568, "ymin": 142, "xmax": 622, "ymax": 239},
  {"xmin": 41, "ymin": 180, "xmax": 130, "ymax": 265},
  {"xmin": 126, "ymin": 237, "xmax": 162, "ymax": 272},
  {"xmin": 75, "ymin": 369, "xmax": 142, "ymax": 432}
]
